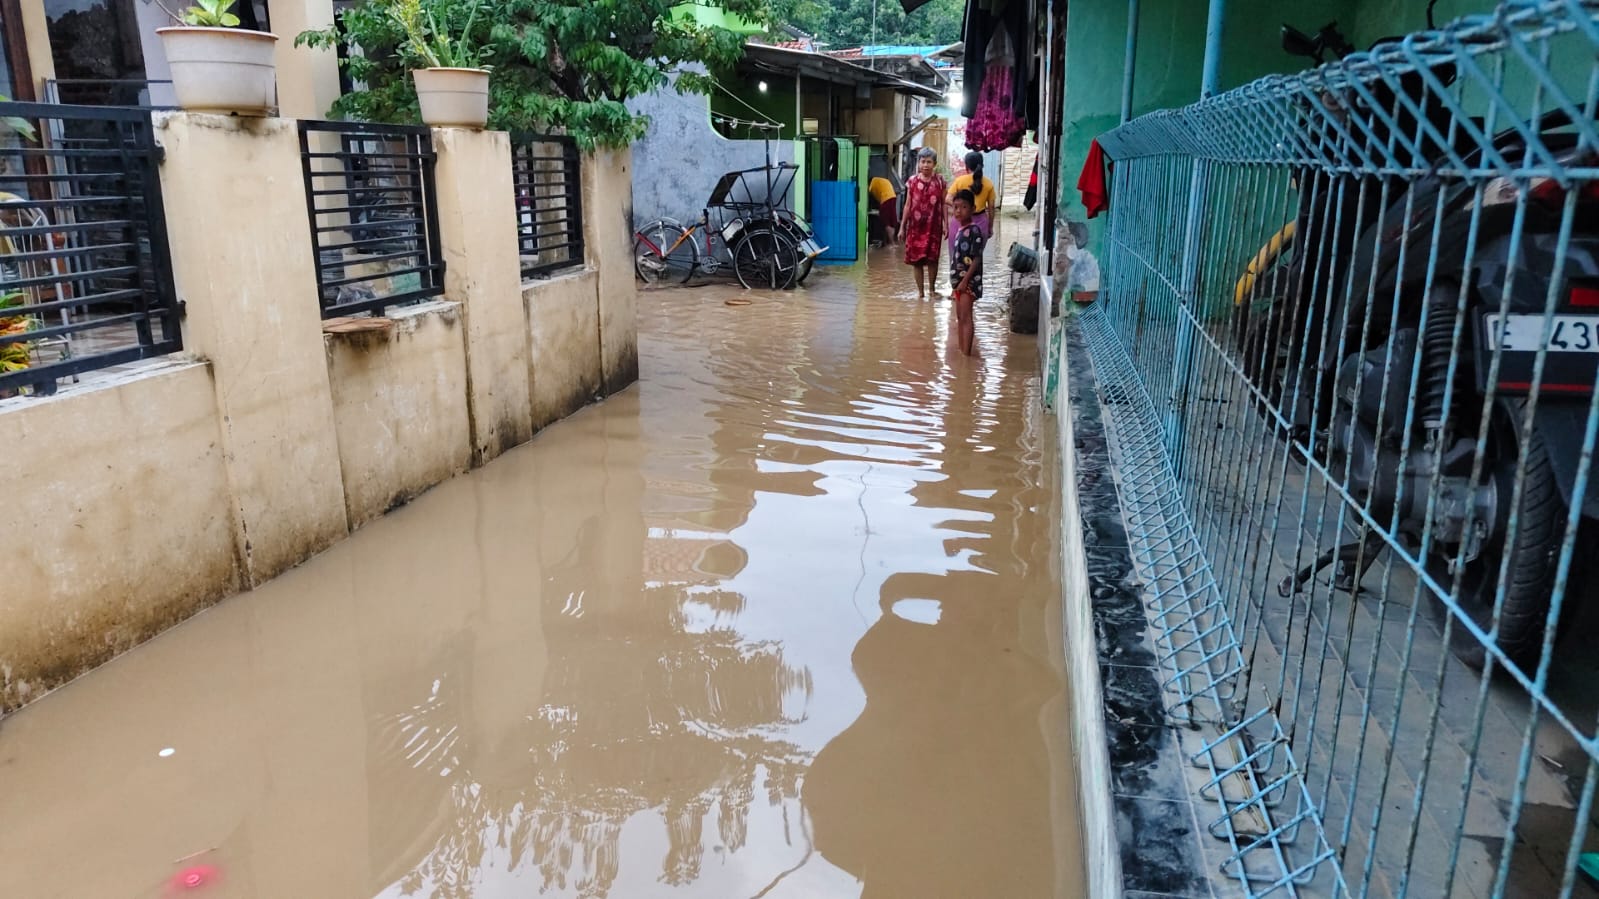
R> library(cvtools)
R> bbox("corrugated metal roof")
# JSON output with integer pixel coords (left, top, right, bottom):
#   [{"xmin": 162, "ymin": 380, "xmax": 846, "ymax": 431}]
[
  {"xmin": 824, "ymin": 44, "xmax": 962, "ymax": 66},
  {"xmin": 740, "ymin": 43, "xmax": 944, "ymax": 100}
]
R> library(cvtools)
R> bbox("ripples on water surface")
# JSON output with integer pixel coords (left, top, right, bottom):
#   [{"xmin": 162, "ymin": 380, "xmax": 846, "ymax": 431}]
[{"xmin": 0, "ymin": 232, "xmax": 1081, "ymax": 898}]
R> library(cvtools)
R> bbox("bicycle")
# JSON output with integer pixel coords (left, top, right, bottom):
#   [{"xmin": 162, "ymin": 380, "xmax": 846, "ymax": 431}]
[{"xmin": 634, "ymin": 211, "xmax": 805, "ymax": 290}]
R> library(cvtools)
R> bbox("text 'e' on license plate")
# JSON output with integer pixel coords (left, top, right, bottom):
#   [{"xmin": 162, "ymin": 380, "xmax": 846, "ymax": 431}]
[
  {"xmin": 1485, "ymin": 313, "xmax": 1599, "ymax": 353},
  {"xmin": 1479, "ymin": 312, "xmax": 1599, "ymax": 396}
]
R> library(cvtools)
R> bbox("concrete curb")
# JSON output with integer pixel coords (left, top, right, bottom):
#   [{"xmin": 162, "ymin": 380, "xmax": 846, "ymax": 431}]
[{"xmin": 1053, "ymin": 313, "xmax": 1123, "ymax": 898}]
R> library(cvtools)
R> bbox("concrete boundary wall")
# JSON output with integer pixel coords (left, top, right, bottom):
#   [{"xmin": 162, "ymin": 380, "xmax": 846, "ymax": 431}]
[
  {"xmin": 526, "ymin": 269, "xmax": 603, "ymax": 430},
  {"xmin": 1054, "ymin": 310, "xmax": 1123, "ymax": 898},
  {"xmin": 0, "ymin": 114, "xmax": 636, "ymax": 713},
  {"xmin": 0, "ymin": 361, "xmax": 242, "ymax": 708},
  {"xmin": 325, "ymin": 301, "xmax": 474, "ymax": 528}
]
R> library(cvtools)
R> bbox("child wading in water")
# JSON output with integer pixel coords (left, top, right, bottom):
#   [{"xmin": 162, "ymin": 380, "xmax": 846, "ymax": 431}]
[{"xmin": 949, "ymin": 189, "xmax": 986, "ymax": 356}]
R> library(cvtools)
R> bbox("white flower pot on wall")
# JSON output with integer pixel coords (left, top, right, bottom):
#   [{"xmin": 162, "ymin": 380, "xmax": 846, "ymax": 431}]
[
  {"xmin": 157, "ymin": 27, "xmax": 279, "ymax": 115},
  {"xmin": 413, "ymin": 68, "xmax": 490, "ymax": 128}
]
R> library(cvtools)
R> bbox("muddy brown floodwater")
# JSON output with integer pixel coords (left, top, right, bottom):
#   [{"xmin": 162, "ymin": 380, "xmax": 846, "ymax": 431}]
[{"xmin": 0, "ymin": 222, "xmax": 1083, "ymax": 899}]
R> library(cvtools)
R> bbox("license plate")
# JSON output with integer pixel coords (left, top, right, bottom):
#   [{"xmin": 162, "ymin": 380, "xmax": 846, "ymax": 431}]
[
  {"xmin": 1477, "ymin": 312, "xmax": 1599, "ymax": 396},
  {"xmin": 1485, "ymin": 313, "xmax": 1599, "ymax": 353},
  {"xmin": 798, "ymin": 239, "xmax": 826, "ymax": 259}
]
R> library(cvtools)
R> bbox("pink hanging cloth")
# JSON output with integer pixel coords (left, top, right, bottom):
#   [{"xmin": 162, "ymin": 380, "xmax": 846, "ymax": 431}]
[{"xmin": 965, "ymin": 29, "xmax": 1028, "ymax": 151}]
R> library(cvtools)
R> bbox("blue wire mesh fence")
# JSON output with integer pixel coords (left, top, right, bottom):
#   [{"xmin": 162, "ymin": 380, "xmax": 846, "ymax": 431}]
[{"xmin": 1080, "ymin": 2, "xmax": 1599, "ymax": 895}]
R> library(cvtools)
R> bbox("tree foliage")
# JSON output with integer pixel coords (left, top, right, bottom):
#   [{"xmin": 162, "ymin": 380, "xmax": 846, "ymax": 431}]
[
  {"xmin": 769, "ymin": 0, "xmax": 962, "ymax": 50},
  {"xmin": 296, "ymin": 0, "xmax": 767, "ymax": 150}
]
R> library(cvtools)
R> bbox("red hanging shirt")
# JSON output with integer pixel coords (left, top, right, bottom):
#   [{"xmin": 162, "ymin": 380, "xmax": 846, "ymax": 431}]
[{"xmin": 1078, "ymin": 139, "xmax": 1110, "ymax": 219}]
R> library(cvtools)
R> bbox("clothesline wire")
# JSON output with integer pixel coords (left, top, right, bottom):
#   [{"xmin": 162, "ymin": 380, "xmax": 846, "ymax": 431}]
[
  {"xmin": 711, "ymin": 79, "xmax": 782, "ymax": 131},
  {"xmin": 712, "ymin": 114, "xmax": 782, "ymax": 135}
]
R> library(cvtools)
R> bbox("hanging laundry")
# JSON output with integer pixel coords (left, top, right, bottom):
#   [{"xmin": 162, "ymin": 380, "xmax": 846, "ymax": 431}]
[
  {"xmin": 961, "ymin": 0, "xmax": 1034, "ymax": 136},
  {"xmin": 966, "ymin": 28, "xmax": 1029, "ymax": 151},
  {"xmin": 1078, "ymin": 139, "xmax": 1110, "ymax": 219}
]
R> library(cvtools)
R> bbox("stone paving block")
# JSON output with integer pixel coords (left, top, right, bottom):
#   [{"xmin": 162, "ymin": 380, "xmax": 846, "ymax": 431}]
[{"xmin": 1116, "ymin": 795, "xmax": 1214, "ymax": 898}]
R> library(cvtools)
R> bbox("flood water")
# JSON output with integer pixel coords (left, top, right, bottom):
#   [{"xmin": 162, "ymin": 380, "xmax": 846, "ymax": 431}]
[{"xmin": 0, "ymin": 223, "xmax": 1082, "ymax": 898}]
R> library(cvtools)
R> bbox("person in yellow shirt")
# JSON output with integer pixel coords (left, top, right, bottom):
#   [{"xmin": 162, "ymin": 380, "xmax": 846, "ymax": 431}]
[
  {"xmin": 946, "ymin": 151, "xmax": 996, "ymax": 255},
  {"xmin": 868, "ymin": 176, "xmax": 898, "ymax": 246}
]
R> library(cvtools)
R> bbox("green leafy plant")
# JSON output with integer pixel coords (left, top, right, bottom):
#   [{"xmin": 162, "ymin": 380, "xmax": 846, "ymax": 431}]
[
  {"xmin": 295, "ymin": 0, "xmax": 768, "ymax": 150},
  {"xmin": 150, "ymin": 0, "xmax": 243, "ymax": 27},
  {"xmin": 0, "ymin": 95, "xmax": 35, "ymax": 143},
  {"xmin": 388, "ymin": 0, "xmax": 485, "ymax": 68},
  {"xmin": 182, "ymin": 0, "xmax": 241, "ymax": 26},
  {"xmin": 0, "ymin": 291, "xmax": 37, "ymax": 375}
]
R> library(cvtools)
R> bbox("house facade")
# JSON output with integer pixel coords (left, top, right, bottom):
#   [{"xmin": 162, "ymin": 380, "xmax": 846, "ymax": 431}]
[
  {"xmin": 631, "ymin": 41, "xmax": 943, "ymax": 263},
  {"xmin": 0, "ymin": 0, "xmax": 340, "ymax": 116}
]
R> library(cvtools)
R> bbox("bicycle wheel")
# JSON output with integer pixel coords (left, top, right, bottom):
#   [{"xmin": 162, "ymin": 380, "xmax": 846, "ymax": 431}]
[
  {"xmin": 771, "ymin": 216, "xmax": 818, "ymax": 285},
  {"xmin": 634, "ymin": 222, "xmax": 697, "ymax": 285},
  {"xmin": 732, "ymin": 227, "xmax": 799, "ymax": 291}
]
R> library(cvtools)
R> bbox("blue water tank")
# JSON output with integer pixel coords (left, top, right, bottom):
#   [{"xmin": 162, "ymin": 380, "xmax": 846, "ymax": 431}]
[{"xmin": 810, "ymin": 180, "xmax": 857, "ymax": 263}]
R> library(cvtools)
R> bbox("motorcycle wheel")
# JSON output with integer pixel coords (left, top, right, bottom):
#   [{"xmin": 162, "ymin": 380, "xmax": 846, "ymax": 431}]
[{"xmin": 1430, "ymin": 411, "xmax": 1564, "ymax": 672}]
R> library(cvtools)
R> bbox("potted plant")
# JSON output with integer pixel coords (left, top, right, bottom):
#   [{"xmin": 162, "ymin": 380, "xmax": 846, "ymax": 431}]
[
  {"xmin": 0, "ymin": 291, "xmax": 38, "ymax": 398},
  {"xmin": 155, "ymin": 0, "xmax": 279, "ymax": 115},
  {"xmin": 389, "ymin": 0, "xmax": 490, "ymax": 127}
]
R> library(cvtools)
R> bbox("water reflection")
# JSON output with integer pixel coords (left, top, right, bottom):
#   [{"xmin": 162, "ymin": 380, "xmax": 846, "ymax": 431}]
[
  {"xmin": 364, "ymin": 397, "xmax": 817, "ymax": 898},
  {"xmin": 807, "ymin": 572, "xmax": 1064, "ymax": 899},
  {"xmin": 0, "ymin": 223, "xmax": 1078, "ymax": 898}
]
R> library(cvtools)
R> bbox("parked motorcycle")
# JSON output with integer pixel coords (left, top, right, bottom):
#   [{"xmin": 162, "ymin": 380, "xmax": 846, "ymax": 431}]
[{"xmin": 1233, "ymin": 11, "xmax": 1599, "ymax": 670}]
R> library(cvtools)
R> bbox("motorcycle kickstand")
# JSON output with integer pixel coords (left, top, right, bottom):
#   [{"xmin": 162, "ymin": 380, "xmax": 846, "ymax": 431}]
[{"xmin": 1277, "ymin": 533, "xmax": 1384, "ymax": 598}]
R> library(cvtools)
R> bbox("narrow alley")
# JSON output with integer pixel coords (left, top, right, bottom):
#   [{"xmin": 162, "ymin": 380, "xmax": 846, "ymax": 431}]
[{"xmin": 0, "ymin": 233, "xmax": 1083, "ymax": 898}]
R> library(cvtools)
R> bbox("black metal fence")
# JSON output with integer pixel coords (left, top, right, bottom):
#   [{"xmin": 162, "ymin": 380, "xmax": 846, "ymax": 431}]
[
  {"xmin": 298, "ymin": 120, "xmax": 444, "ymax": 318},
  {"xmin": 44, "ymin": 79, "xmax": 177, "ymax": 109},
  {"xmin": 0, "ymin": 102, "xmax": 180, "ymax": 397},
  {"xmin": 511, "ymin": 134, "xmax": 584, "ymax": 278}
]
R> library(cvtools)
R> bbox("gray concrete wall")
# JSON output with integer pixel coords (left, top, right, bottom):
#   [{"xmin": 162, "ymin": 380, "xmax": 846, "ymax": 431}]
[{"xmin": 628, "ymin": 75, "xmax": 794, "ymax": 230}]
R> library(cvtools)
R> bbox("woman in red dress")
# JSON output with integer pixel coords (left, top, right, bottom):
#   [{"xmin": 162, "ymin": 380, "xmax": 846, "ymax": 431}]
[{"xmin": 899, "ymin": 147, "xmax": 947, "ymax": 299}]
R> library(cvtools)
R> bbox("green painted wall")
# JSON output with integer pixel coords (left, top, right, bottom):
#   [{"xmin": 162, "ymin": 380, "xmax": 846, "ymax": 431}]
[
  {"xmin": 1050, "ymin": 0, "xmax": 1575, "ymax": 254},
  {"xmin": 1349, "ymin": 0, "xmax": 1474, "ymax": 47},
  {"xmin": 1057, "ymin": 0, "xmax": 1361, "ymax": 233},
  {"xmin": 858, "ymin": 146, "xmax": 871, "ymax": 255},
  {"xmin": 1052, "ymin": 0, "xmax": 1594, "ymax": 212},
  {"xmin": 794, "ymin": 140, "xmax": 808, "ymax": 219},
  {"xmin": 1355, "ymin": 1, "xmax": 1592, "ymax": 119},
  {"xmin": 671, "ymin": 3, "xmax": 764, "ymax": 36},
  {"xmin": 711, "ymin": 74, "xmax": 801, "ymax": 140}
]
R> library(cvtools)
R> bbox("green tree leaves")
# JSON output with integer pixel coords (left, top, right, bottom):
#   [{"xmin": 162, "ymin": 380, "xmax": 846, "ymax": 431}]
[
  {"xmin": 768, "ymin": 0, "xmax": 961, "ymax": 49},
  {"xmin": 299, "ymin": 0, "xmax": 767, "ymax": 149}
]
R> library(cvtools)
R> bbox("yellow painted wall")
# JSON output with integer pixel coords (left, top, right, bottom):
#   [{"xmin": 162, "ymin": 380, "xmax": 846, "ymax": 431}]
[
  {"xmin": 589, "ymin": 149, "xmax": 639, "ymax": 394},
  {"xmin": 158, "ymin": 112, "xmax": 353, "ymax": 583},
  {"xmin": 527, "ymin": 268, "xmax": 603, "ymax": 430},
  {"xmin": 324, "ymin": 301, "xmax": 474, "ymax": 528},
  {"xmin": 434, "ymin": 127, "xmax": 536, "ymax": 462},
  {"xmin": 0, "ymin": 361, "xmax": 243, "ymax": 707},
  {"xmin": 0, "ymin": 114, "xmax": 637, "ymax": 713}
]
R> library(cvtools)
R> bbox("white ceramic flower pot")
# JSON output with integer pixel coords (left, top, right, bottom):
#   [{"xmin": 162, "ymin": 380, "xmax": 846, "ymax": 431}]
[
  {"xmin": 157, "ymin": 27, "xmax": 279, "ymax": 115},
  {"xmin": 413, "ymin": 68, "xmax": 490, "ymax": 128}
]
